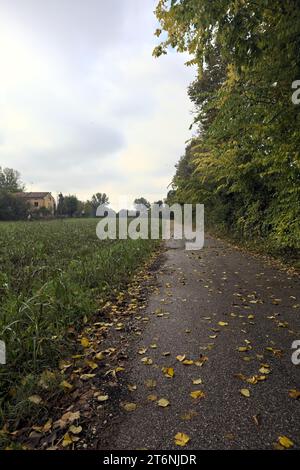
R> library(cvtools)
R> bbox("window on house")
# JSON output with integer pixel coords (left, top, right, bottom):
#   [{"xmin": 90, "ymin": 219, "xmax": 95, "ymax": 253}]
[{"xmin": 34, "ymin": 202, "xmax": 39, "ymax": 207}]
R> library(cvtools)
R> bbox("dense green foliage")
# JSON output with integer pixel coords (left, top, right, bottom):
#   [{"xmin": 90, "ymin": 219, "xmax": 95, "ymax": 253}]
[
  {"xmin": 0, "ymin": 218, "xmax": 156, "ymax": 422},
  {"xmin": 155, "ymin": 0, "xmax": 300, "ymax": 254}
]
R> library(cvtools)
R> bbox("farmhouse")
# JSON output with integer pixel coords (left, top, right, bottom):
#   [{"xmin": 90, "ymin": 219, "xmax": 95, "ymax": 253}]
[{"xmin": 16, "ymin": 192, "xmax": 56, "ymax": 214}]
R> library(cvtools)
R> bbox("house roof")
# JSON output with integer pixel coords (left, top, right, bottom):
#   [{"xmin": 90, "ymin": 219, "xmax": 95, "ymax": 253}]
[{"xmin": 16, "ymin": 192, "xmax": 52, "ymax": 199}]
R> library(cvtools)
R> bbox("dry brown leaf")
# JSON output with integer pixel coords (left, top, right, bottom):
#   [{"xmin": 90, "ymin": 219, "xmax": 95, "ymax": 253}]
[{"xmin": 289, "ymin": 389, "xmax": 300, "ymax": 399}]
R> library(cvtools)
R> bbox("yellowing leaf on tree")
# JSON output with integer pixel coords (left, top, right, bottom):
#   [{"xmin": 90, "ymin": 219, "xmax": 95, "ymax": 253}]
[
  {"xmin": 278, "ymin": 435, "xmax": 294, "ymax": 448},
  {"xmin": 240, "ymin": 388, "xmax": 250, "ymax": 397},
  {"xmin": 174, "ymin": 432, "xmax": 190, "ymax": 447},
  {"xmin": 190, "ymin": 390, "xmax": 205, "ymax": 399},
  {"xmin": 80, "ymin": 337, "xmax": 90, "ymax": 348},
  {"xmin": 162, "ymin": 367, "xmax": 174, "ymax": 378},
  {"xmin": 157, "ymin": 398, "xmax": 170, "ymax": 407}
]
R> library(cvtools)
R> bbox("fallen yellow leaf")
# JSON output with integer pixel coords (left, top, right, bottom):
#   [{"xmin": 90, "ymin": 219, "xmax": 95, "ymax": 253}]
[
  {"xmin": 80, "ymin": 337, "xmax": 90, "ymax": 348},
  {"xmin": 240, "ymin": 388, "xmax": 250, "ymax": 397},
  {"xmin": 147, "ymin": 394, "xmax": 158, "ymax": 401},
  {"xmin": 123, "ymin": 402, "xmax": 137, "ymax": 412},
  {"xmin": 97, "ymin": 395, "xmax": 109, "ymax": 402},
  {"xmin": 28, "ymin": 395, "xmax": 43, "ymax": 405},
  {"xmin": 80, "ymin": 373, "xmax": 95, "ymax": 381},
  {"xmin": 62, "ymin": 432, "xmax": 73, "ymax": 448},
  {"xmin": 190, "ymin": 390, "xmax": 205, "ymax": 399},
  {"xmin": 176, "ymin": 354, "xmax": 186, "ymax": 362},
  {"xmin": 182, "ymin": 359, "xmax": 194, "ymax": 365},
  {"xmin": 69, "ymin": 425, "xmax": 82, "ymax": 435},
  {"xmin": 60, "ymin": 381, "xmax": 73, "ymax": 392},
  {"xmin": 141, "ymin": 357, "xmax": 153, "ymax": 365},
  {"xmin": 174, "ymin": 432, "xmax": 190, "ymax": 447},
  {"xmin": 278, "ymin": 435, "xmax": 294, "ymax": 449},
  {"xmin": 157, "ymin": 398, "xmax": 170, "ymax": 407},
  {"xmin": 218, "ymin": 321, "xmax": 228, "ymax": 327},
  {"xmin": 162, "ymin": 367, "xmax": 174, "ymax": 378},
  {"xmin": 192, "ymin": 378, "xmax": 202, "ymax": 385}
]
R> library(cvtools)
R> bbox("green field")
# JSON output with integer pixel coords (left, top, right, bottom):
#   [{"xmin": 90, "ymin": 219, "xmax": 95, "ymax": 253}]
[{"xmin": 0, "ymin": 218, "xmax": 157, "ymax": 425}]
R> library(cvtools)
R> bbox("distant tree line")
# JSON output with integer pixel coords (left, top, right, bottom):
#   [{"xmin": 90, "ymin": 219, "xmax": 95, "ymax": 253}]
[
  {"xmin": 0, "ymin": 166, "xmax": 110, "ymax": 221},
  {"xmin": 56, "ymin": 192, "xmax": 109, "ymax": 218}
]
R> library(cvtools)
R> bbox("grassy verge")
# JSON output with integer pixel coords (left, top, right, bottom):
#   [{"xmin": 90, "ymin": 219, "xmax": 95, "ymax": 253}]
[{"xmin": 0, "ymin": 218, "xmax": 158, "ymax": 429}]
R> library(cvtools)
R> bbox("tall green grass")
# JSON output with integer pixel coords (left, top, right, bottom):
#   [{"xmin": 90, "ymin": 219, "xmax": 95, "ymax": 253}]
[{"xmin": 0, "ymin": 218, "xmax": 157, "ymax": 424}]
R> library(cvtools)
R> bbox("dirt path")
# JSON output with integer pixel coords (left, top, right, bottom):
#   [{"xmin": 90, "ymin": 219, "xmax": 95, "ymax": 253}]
[{"xmin": 95, "ymin": 234, "xmax": 300, "ymax": 450}]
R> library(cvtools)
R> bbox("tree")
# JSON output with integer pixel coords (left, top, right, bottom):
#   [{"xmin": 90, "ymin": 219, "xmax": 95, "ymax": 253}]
[
  {"xmin": 89, "ymin": 193, "xmax": 109, "ymax": 217},
  {"xmin": 0, "ymin": 167, "xmax": 24, "ymax": 192},
  {"xmin": 57, "ymin": 193, "xmax": 65, "ymax": 216},
  {"xmin": 154, "ymin": 0, "xmax": 300, "ymax": 253},
  {"xmin": 0, "ymin": 191, "xmax": 28, "ymax": 220},
  {"xmin": 63, "ymin": 195, "xmax": 79, "ymax": 217},
  {"xmin": 134, "ymin": 197, "xmax": 151, "ymax": 210}
]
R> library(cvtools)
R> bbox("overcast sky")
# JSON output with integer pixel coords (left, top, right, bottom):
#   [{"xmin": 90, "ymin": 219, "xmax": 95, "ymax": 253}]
[{"xmin": 0, "ymin": 0, "xmax": 195, "ymax": 209}]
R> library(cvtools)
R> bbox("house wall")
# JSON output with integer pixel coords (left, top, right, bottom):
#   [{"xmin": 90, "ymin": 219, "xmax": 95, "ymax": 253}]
[{"xmin": 27, "ymin": 194, "xmax": 55, "ymax": 214}]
